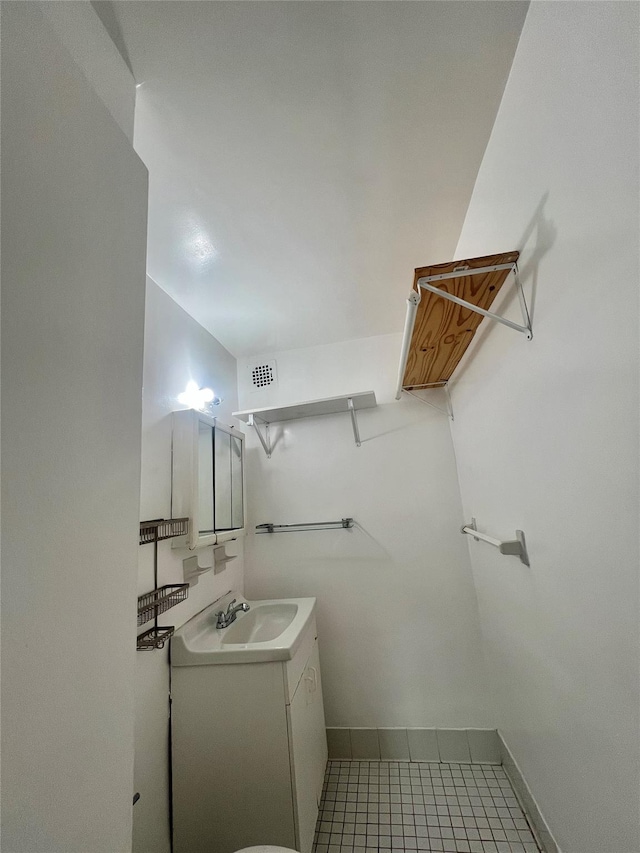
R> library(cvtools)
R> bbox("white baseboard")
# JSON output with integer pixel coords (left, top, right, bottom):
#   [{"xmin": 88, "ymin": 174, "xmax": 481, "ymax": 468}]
[{"xmin": 498, "ymin": 731, "xmax": 562, "ymax": 853}]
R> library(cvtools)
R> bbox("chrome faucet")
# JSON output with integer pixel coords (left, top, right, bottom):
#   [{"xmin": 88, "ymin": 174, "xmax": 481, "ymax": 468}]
[{"xmin": 215, "ymin": 599, "xmax": 250, "ymax": 629}]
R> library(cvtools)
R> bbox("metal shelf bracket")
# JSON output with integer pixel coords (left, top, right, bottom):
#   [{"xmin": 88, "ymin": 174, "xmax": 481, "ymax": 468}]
[
  {"xmin": 347, "ymin": 397, "xmax": 362, "ymax": 447},
  {"xmin": 403, "ymin": 382, "xmax": 454, "ymax": 420},
  {"xmin": 248, "ymin": 413, "xmax": 271, "ymax": 458},
  {"xmin": 416, "ymin": 262, "xmax": 532, "ymax": 340}
]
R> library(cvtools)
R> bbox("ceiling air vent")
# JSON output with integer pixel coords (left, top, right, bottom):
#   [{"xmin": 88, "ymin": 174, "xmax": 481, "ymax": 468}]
[{"xmin": 247, "ymin": 359, "xmax": 277, "ymax": 392}]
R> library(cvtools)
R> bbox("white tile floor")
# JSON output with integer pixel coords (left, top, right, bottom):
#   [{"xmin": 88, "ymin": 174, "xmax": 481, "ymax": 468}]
[{"xmin": 313, "ymin": 761, "xmax": 540, "ymax": 853}]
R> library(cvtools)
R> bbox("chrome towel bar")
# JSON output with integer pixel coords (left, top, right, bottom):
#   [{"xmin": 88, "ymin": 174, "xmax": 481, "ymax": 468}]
[
  {"xmin": 256, "ymin": 518, "xmax": 354, "ymax": 534},
  {"xmin": 461, "ymin": 518, "xmax": 530, "ymax": 567}
]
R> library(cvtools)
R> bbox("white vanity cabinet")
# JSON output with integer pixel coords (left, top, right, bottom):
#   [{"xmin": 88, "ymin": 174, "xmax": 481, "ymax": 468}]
[
  {"xmin": 287, "ymin": 638, "xmax": 327, "ymax": 850},
  {"xmin": 171, "ymin": 613, "xmax": 327, "ymax": 853}
]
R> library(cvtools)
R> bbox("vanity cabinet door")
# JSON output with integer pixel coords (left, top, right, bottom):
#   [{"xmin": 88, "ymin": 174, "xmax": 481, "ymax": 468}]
[{"xmin": 288, "ymin": 641, "xmax": 328, "ymax": 853}]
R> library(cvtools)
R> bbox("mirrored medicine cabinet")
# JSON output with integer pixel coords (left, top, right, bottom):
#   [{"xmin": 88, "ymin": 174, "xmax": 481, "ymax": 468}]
[{"xmin": 171, "ymin": 409, "xmax": 245, "ymax": 550}]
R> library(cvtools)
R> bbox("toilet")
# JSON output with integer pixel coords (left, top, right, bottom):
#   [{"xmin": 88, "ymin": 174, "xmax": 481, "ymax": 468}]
[{"xmin": 234, "ymin": 848, "xmax": 298, "ymax": 853}]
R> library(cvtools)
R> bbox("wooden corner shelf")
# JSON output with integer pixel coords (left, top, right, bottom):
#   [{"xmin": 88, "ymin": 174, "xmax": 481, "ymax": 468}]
[{"xmin": 401, "ymin": 251, "xmax": 520, "ymax": 389}]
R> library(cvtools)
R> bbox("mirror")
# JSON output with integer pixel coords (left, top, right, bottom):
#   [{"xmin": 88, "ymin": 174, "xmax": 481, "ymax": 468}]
[
  {"xmin": 213, "ymin": 428, "xmax": 232, "ymax": 531},
  {"xmin": 172, "ymin": 410, "xmax": 245, "ymax": 549},
  {"xmin": 199, "ymin": 424, "xmax": 243, "ymax": 535},
  {"xmin": 230, "ymin": 435, "xmax": 244, "ymax": 529},
  {"xmin": 197, "ymin": 421, "xmax": 214, "ymax": 535}
]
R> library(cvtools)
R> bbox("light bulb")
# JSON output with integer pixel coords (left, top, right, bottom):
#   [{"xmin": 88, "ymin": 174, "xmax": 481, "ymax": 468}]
[{"xmin": 177, "ymin": 382, "xmax": 220, "ymax": 410}]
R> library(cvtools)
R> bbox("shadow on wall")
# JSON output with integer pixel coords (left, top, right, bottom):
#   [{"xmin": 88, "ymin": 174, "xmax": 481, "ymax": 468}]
[
  {"xmin": 452, "ymin": 192, "xmax": 557, "ymax": 385},
  {"xmin": 359, "ymin": 403, "xmax": 450, "ymax": 443}
]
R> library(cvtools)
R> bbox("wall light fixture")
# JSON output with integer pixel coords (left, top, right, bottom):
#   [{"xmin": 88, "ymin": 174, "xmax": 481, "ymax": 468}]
[{"xmin": 177, "ymin": 381, "xmax": 222, "ymax": 410}]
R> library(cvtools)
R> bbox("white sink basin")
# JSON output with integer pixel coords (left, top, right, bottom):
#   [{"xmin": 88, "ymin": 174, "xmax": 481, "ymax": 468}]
[
  {"xmin": 171, "ymin": 594, "xmax": 316, "ymax": 666},
  {"xmin": 222, "ymin": 602, "xmax": 298, "ymax": 645}
]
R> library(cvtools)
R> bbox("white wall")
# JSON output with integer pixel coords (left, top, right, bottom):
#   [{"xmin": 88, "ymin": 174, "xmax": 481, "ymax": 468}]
[
  {"xmin": 133, "ymin": 278, "xmax": 242, "ymax": 853},
  {"xmin": 1, "ymin": 4, "xmax": 147, "ymax": 851},
  {"xmin": 239, "ymin": 335, "xmax": 490, "ymax": 728},
  {"xmin": 448, "ymin": 3, "xmax": 640, "ymax": 851},
  {"xmin": 39, "ymin": 0, "xmax": 136, "ymax": 142}
]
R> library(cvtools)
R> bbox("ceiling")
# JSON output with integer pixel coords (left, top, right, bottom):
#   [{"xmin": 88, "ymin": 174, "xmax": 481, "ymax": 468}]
[{"xmin": 105, "ymin": 1, "xmax": 528, "ymax": 358}]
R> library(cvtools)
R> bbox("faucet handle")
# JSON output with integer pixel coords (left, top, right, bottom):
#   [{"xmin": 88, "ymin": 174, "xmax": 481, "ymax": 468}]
[{"xmin": 226, "ymin": 598, "xmax": 237, "ymax": 613}]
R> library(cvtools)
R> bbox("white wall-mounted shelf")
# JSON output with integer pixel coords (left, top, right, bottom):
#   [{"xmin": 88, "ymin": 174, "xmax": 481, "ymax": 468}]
[{"xmin": 233, "ymin": 391, "xmax": 377, "ymax": 458}]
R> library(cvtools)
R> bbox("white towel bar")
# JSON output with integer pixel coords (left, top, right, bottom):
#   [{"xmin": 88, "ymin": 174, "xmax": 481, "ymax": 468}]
[{"xmin": 461, "ymin": 518, "xmax": 530, "ymax": 567}]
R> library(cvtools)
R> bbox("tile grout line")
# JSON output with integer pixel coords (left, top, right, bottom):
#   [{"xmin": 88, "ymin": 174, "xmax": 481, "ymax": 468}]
[{"xmin": 314, "ymin": 760, "xmax": 542, "ymax": 853}]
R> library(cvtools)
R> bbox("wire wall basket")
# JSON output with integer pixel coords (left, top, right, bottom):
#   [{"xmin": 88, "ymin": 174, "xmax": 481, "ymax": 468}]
[
  {"xmin": 136, "ymin": 626, "xmax": 176, "ymax": 651},
  {"xmin": 139, "ymin": 518, "xmax": 189, "ymax": 545},
  {"xmin": 137, "ymin": 518, "xmax": 191, "ymax": 650},
  {"xmin": 137, "ymin": 584, "xmax": 189, "ymax": 627}
]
